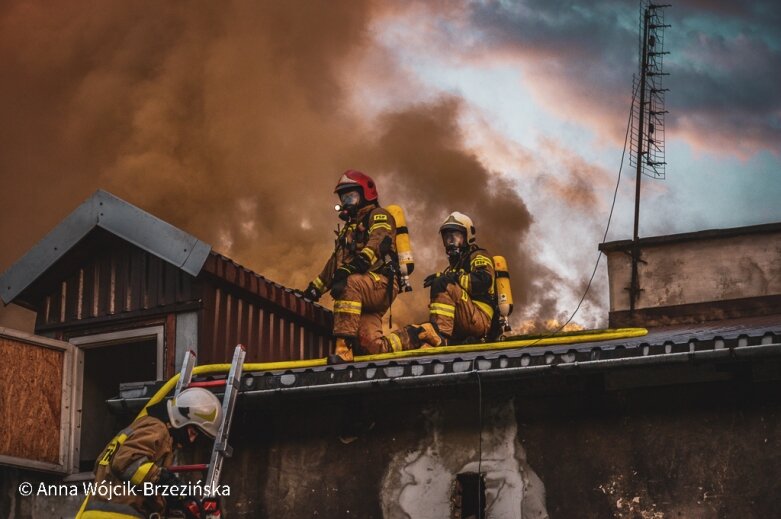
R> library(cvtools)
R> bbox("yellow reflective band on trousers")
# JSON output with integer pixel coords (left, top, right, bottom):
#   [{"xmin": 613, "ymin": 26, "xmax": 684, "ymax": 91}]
[
  {"xmin": 313, "ymin": 276, "xmax": 326, "ymax": 292},
  {"xmin": 129, "ymin": 461, "xmax": 154, "ymax": 486},
  {"xmin": 387, "ymin": 333, "xmax": 403, "ymax": 352},
  {"xmin": 474, "ymin": 300, "xmax": 494, "ymax": 320},
  {"xmin": 334, "ymin": 300, "xmax": 362, "ymax": 315},
  {"xmin": 429, "ymin": 302, "xmax": 455, "ymax": 318}
]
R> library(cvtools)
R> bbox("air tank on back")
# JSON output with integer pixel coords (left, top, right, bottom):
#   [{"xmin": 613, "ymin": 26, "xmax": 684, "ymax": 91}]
[{"xmin": 386, "ymin": 204, "xmax": 414, "ymax": 292}]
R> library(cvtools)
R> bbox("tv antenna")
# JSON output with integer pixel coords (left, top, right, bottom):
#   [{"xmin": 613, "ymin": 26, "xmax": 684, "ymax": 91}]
[{"xmin": 628, "ymin": 1, "xmax": 671, "ymax": 312}]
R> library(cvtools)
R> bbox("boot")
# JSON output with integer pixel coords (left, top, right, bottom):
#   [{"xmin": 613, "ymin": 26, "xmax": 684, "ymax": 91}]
[
  {"xmin": 328, "ymin": 337, "xmax": 354, "ymax": 364},
  {"xmin": 416, "ymin": 323, "xmax": 445, "ymax": 347}
]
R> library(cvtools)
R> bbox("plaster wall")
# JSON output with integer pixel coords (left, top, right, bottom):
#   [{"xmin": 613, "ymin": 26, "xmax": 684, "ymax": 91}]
[
  {"xmin": 605, "ymin": 233, "xmax": 781, "ymax": 312},
  {"xmin": 4, "ymin": 371, "xmax": 781, "ymax": 519}
]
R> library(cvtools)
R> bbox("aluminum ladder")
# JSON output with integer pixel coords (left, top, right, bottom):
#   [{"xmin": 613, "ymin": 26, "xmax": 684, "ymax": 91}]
[{"xmin": 169, "ymin": 344, "xmax": 246, "ymax": 489}]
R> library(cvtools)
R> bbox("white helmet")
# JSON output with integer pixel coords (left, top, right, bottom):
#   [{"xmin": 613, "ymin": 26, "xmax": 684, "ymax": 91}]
[
  {"xmin": 440, "ymin": 211, "xmax": 476, "ymax": 244},
  {"xmin": 167, "ymin": 388, "xmax": 223, "ymax": 438}
]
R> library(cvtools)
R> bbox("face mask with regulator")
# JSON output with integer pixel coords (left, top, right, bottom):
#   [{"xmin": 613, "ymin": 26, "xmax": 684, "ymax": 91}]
[{"xmin": 334, "ymin": 189, "xmax": 362, "ymax": 222}]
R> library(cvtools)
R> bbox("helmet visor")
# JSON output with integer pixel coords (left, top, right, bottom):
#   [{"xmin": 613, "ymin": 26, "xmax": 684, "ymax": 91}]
[
  {"xmin": 339, "ymin": 190, "xmax": 361, "ymax": 208},
  {"xmin": 442, "ymin": 229, "xmax": 465, "ymax": 251}
]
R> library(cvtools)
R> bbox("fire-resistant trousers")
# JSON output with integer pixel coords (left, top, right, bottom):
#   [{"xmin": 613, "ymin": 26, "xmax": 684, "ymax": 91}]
[
  {"xmin": 429, "ymin": 282, "xmax": 492, "ymax": 340},
  {"xmin": 333, "ymin": 272, "xmax": 398, "ymax": 354}
]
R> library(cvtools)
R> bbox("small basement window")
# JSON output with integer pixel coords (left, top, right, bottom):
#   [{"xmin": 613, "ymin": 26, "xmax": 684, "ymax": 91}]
[{"xmin": 453, "ymin": 472, "xmax": 486, "ymax": 519}]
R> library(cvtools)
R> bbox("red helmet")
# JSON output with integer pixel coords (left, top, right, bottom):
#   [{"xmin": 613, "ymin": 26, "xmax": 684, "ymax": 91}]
[{"xmin": 334, "ymin": 170, "xmax": 378, "ymax": 202}]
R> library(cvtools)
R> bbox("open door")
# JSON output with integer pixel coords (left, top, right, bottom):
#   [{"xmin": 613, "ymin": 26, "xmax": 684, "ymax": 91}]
[{"xmin": 0, "ymin": 327, "xmax": 75, "ymax": 473}]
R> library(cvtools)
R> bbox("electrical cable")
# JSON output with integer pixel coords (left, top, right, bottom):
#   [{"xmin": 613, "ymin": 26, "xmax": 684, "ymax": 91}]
[
  {"xmin": 467, "ymin": 76, "xmax": 639, "ymax": 516},
  {"xmin": 525, "ymin": 76, "xmax": 640, "ymax": 348}
]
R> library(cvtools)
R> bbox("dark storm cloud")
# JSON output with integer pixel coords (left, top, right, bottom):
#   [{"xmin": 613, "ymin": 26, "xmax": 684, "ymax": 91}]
[
  {"xmin": 669, "ymin": 29, "xmax": 781, "ymax": 151},
  {"xmin": 465, "ymin": 0, "xmax": 781, "ymax": 153}
]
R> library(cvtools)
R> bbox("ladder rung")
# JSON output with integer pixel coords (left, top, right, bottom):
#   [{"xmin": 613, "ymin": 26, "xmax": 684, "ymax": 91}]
[{"xmin": 188, "ymin": 379, "xmax": 227, "ymax": 388}]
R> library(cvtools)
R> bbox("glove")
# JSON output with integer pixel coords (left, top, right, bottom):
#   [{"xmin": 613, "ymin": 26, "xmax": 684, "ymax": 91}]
[
  {"xmin": 303, "ymin": 282, "xmax": 321, "ymax": 302},
  {"xmin": 423, "ymin": 271, "xmax": 458, "ymax": 288},
  {"xmin": 423, "ymin": 273, "xmax": 439, "ymax": 288},
  {"xmin": 429, "ymin": 271, "xmax": 459, "ymax": 295},
  {"xmin": 157, "ymin": 468, "xmax": 180, "ymax": 487},
  {"xmin": 334, "ymin": 264, "xmax": 357, "ymax": 283}
]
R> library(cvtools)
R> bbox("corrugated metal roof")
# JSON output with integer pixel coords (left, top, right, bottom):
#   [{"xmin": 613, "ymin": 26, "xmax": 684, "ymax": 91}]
[
  {"xmin": 110, "ymin": 314, "xmax": 781, "ymax": 410},
  {"xmin": 238, "ymin": 314, "xmax": 781, "ymax": 394},
  {"xmin": 201, "ymin": 252, "xmax": 331, "ymax": 329},
  {"xmin": 0, "ymin": 190, "xmax": 331, "ymax": 336}
]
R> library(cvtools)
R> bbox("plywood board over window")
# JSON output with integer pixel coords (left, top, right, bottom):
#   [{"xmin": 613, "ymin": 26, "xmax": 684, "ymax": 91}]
[{"xmin": 0, "ymin": 328, "xmax": 74, "ymax": 473}]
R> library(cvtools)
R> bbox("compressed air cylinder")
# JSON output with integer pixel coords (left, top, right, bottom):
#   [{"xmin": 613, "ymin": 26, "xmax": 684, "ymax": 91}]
[
  {"xmin": 493, "ymin": 255, "xmax": 513, "ymax": 317},
  {"xmin": 386, "ymin": 204, "xmax": 414, "ymax": 291}
]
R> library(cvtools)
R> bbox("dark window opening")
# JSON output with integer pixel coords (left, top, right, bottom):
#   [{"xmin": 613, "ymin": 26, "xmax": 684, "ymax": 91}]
[
  {"xmin": 79, "ymin": 338, "xmax": 156, "ymax": 471},
  {"xmin": 453, "ymin": 472, "xmax": 486, "ymax": 519}
]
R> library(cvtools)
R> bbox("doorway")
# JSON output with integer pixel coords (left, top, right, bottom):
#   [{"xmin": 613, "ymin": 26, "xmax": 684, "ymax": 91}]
[{"xmin": 70, "ymin": 326, "xmax": 164, "ymax": 473}]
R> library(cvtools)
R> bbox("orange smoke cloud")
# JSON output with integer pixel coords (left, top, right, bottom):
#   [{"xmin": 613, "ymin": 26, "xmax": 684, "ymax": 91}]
[{"xmin": 0, "ymin": 0, "xmax": 607, "ymax": 333}]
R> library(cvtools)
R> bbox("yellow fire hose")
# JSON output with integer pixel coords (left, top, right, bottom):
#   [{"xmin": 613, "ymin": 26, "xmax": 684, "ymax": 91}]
[
  {"xmin": 139, "ymin": 327, "xmax": 647, "ymax": 417},
  {"xmin": 77, "ymin": 326, "xmax": 645, "ymax": 517}
]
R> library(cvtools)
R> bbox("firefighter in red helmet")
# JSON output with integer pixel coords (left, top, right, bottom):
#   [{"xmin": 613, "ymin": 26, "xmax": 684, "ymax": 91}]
[{"xmin": 303, "ymin": 170, "xmax": 399, "ymax": 363}]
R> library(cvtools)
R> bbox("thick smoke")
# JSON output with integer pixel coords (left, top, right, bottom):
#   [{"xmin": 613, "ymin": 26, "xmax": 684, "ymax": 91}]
[
  {"xmin": 357, "ymin": 98, "xmax": 537, "ymax": 328},
  {"xmin": 0, "ymin": 0, "xmax": 592, "ymax": 333},
  {"xmin": 0, "ymin": 0, "xmax": 374, "ymax": 293}
]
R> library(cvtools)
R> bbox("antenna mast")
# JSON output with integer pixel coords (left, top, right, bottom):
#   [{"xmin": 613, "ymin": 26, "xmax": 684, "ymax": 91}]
[{"xmin": 628, "ymin": 2, "xmax": 670, "ymax": 312}]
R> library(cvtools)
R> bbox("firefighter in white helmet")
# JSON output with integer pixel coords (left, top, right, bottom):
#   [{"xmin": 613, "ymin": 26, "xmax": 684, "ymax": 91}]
[
  {"xmin": 78, "ymin": 388, "xmax": 222, "ymax": 519},
  {"xmin": 303, "ymin": 170, "xmax": 400, "ymax": 363},
  {"xmin": 382, "ymin": 212, "xmax": 495, "ymax": 351},
  {"xmin": 423, "ymin": 212, "xmax": 495, "ymax": 345}
]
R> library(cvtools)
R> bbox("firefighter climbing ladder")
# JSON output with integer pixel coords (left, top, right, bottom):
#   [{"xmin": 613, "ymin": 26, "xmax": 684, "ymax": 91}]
[{"xmin": 170, "ymin": 345, "xmax": 246, "ymax": 488}]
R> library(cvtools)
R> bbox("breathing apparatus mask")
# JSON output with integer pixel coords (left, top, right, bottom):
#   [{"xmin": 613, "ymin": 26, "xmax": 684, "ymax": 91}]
[
  {"xmin": 170, "ymin": 424, "xmax": 195, "ymax": 447},
  {"xmin": 442, "ymin": 229, "xmax": 466, "ymax": 261},
  {"xmin": 335, "ymin": 189, "xmax": 362, "ymax": 221}
]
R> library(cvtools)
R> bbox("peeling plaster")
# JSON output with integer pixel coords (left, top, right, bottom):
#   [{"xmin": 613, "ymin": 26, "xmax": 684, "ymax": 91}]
[{"xmin": 380, "ymin": 399, "xmax": 549, "ymax": 519}]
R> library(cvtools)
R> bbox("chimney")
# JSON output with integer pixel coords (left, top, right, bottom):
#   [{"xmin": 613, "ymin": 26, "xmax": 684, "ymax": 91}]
[{"xmin": 599, "ymin": 223, "xmax": 781, "ymax": 327}]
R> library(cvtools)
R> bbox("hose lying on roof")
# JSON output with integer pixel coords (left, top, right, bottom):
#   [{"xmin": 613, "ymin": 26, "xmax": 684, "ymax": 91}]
[{"xmin": 137, "ymin": 327, "xmax": 647, "ymax": 418}]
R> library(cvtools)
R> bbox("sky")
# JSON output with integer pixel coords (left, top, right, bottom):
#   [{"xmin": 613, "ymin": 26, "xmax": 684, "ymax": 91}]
[{"xmin": 0, "ymin": 0, "xmax": 779, "ymax": 333}]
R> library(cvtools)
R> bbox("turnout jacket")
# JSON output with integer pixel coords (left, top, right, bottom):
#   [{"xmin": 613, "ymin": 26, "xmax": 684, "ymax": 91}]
[
  {"xmin": 443, "ymin": 245, "xmax": 496, "ymax": 310},
  {"xmin": 313, "ymin": 204, "xmax": 397, "ymax": 293},
  {"xmin": 86, "ymin": 415, "xmax": 174, "ymax": 517}
]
